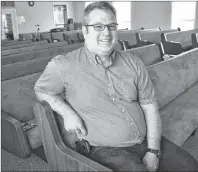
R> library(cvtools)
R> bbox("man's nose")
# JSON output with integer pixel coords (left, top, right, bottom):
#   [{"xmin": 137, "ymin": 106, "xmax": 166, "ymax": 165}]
[{"xmin": 102, "ymin": 25, "xmax": 111, "ymax": 35}]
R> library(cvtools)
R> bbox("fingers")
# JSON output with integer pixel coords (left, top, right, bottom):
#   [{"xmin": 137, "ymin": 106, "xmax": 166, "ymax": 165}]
[
  {"xmin": 79, "ymin": 124, "xmax": 87, "ymax": 135},
  {"xmin": 66, "ymin": 126, "xmax": 87, "ymax": 136}
]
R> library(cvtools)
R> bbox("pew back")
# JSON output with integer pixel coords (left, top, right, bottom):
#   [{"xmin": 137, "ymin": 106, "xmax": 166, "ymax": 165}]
[
  {"xmin": 1, "ymin": 44, "xmax": 84, "ymax": 123},
  {"xmin": 118, "ymin": 28, "xmax": 162, "ymax": 47},
  {"xmin": 163, "ymin": 28, "xmax": 198, "ymax": 50},
  {"xmin": 1, "ymin": 40, "xmax": 48, "ymax": 50},
  {"xmin": 2, "ymin": 43, "xmax": 84, "ymax": 65},
  {"xmin": 128, "ymin": 44, "xmax": 163, "ymax": 66},
  {"xmin": 2, "ymin": 41, "xmax": 70, "ymax": 56},
  {"xmin": 147, "ymin": 48, "xmax": 198, "ymax": 109},
  {"xmin": 138, "ymin": 28, "xmax": 180, "ymax": 44},
  {"xmin": 2, "ymin": 40, "xmax": 33, "ymax": 47}
]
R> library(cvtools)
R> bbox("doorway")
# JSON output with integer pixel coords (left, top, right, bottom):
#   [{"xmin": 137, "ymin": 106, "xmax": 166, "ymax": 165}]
[
  {"xmin": 53, "ymin": 5, "xmax": 67, "ymax": 28},
  {"xmin": 1, "ymin": 8, "xmax": 19, "ymax": 40}
]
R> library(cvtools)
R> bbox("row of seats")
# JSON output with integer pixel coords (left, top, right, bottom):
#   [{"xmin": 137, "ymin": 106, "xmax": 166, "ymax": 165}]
[
  {"xmin": 2, "ymin": 44, "xmax": 197, "ymax": 161},
  {"xmin": 121, "ymin": 28, "xmax": 198, "ymax": 56},
  {"xmin": 1, "ymin": 27, "xmax": 198, "ymax": 161}
]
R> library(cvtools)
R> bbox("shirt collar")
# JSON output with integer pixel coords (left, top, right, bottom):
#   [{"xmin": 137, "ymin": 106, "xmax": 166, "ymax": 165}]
[{"xmin": 84, "ymin": 45, "xmax": 116, "ymax": 67}]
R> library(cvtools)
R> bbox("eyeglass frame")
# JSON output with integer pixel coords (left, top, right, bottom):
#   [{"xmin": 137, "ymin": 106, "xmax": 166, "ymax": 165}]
[{"xmin": 84, "ymin": 23, "xmax": 119, "ymax": 31}]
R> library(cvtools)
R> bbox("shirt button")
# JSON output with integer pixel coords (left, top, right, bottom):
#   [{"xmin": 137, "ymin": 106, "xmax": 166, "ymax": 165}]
[
  {"xmin": 112, "ymin": 97, "xmax": 115, "ymax": 101},
  {"xmin": 122, "ymin": 109, "xmax": 125, "ymax": 113},
  {"xmin": 108, "ymin": 84, "xmax": 111, "ymax": 87}
]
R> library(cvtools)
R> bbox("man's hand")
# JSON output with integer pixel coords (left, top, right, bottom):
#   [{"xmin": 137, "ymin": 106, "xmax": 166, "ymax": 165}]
[
  {"xmin": 64, "ymin": 112, "xmax": 87, "ymax": 136},
  {"xmin": 143, "ymin": 152, "xmax": 159, "ymax": 172}
]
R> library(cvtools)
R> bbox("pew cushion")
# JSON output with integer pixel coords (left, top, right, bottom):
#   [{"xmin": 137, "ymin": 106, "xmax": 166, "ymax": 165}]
[
  {"xmin": 160, "ymin": 82, "xmax": 198, "ymax": 146},
  {"xmin": 147, "ymin": 48, "xmax": 198, "ymax": 109},
  {"xmin": 1, "ymin": 73, "xmax": 42, "ymax": 122}
]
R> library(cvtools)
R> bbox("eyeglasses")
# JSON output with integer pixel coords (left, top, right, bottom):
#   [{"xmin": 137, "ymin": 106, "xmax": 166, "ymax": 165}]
[{"xmin": 84, "ymin": 23, "xmax": 118, "ymax": 31}]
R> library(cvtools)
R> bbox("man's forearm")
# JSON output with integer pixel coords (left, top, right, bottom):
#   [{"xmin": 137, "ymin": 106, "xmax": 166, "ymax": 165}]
[
  {"xmin": 141, "ymin": 101, "xmax": 162, "ymax": 150},
  {"xmin": 35, "ymin": 90, "xmax": 75, "ymax": 118}
]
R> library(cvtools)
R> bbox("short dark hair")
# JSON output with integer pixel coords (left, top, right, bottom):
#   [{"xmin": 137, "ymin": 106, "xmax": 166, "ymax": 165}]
[{"xmin": 83, "ymin": 1, "xmax": 117, "ymax": 25}]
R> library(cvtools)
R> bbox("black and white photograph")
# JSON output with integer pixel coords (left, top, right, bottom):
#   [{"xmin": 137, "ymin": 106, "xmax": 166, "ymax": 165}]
[{"xmin": 1, "ymin": 1, "xmax": 198, "ymax": 171}]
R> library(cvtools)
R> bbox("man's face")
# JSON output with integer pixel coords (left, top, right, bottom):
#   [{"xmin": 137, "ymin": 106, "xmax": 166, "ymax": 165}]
[{"xmin": 83, "ymin": 9, "xmax": 118, "ymax": 57}]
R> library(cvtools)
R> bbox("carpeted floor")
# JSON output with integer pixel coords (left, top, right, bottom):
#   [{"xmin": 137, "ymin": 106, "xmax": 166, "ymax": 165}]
[{"xmin": 1, "ymin": 129, "xmax": 198, "ymax": 171}]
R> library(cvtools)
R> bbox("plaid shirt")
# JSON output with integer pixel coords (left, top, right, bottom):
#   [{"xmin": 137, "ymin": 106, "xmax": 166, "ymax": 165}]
[{"xmin": 35, "ymin": 46, "xmax": 156, "ymax": 147}]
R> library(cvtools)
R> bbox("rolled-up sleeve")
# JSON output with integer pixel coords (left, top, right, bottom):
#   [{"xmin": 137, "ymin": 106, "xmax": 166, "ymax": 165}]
[
  {"xmin": 135, "ymin": 57, "xmax": 156, "ymax": 105},
  {"xmin": 34, "ymin": 55, "xmax": 64, "ymax": 95}
]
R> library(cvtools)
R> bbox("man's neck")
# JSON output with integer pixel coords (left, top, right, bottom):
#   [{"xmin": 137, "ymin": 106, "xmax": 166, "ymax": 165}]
[{"xmin": 97, "ymin": 54, "xmax": 110, "ymax": 64}]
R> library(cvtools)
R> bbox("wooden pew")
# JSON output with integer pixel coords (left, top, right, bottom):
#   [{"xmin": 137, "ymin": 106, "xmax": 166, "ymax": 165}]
[
  {"xmin": 136, "ymin": 28, "xmax": 180, "ymax": 46},
  {"xmin": 2, "ymin": 56, "xmax": 54, "ymax": 81},
  {"xmin": 1, "ymin": 41, "xmax": 70, "ymax": 56},
  {"xmin": 51, "ymin": 32, "xmax": 66, "ymax": 42},
  {"xmin": 2, "ymin": 43, "xmax": 84, "ymax": 65},
  {"xmin": 161, "ymin": 28, "xmax": 198, "ymax": 55},
  {"xmin": 19, "ymin": 33, "xmax": 34, "ymax": 41},
  {"xmin": 33, "ymin": 48, "xmax": 198, "ymax": 171},
  {"xmin": 34, "ymin": 101, "xmax": 112, "ymax": 171},
  {"xmin": 128, "ymin": 44, "xmax": 164, "ymax": 66},
  {"xmin": 2, "ymin": 40, "xmax": 33, "ymax": 47},
  {"xmin": 41, "ymin": 32, "xmax": 53, "ymax": 43},
  {"xmin": 191, "ymin": 33, "xmax": 198, "ymax": 48},
  {"xmin": 1, "ymin": 40, "xmax": 48, "ymax": 51},
  {"xmin": 1, "ymin": 44, "xmax": 84, "ymax": 159},
  {"xmin": 118, "ymin": 27, "xmax": 161, "ymax": 49}
]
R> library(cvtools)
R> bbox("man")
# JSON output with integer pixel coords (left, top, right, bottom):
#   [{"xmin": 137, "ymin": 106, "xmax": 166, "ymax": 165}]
[{"xmin": 34, "ymin": 2, "xmax": 198, "ymax": 171}]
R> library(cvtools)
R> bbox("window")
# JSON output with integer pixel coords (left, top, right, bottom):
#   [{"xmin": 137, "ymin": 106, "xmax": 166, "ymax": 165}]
[
  {"xmin": 112, "ymin": 2, "xmax": 131, "ymax": 30},
  {"xmin": 171, "ymin": 2, "xmax": 196, "ymax": 31}
]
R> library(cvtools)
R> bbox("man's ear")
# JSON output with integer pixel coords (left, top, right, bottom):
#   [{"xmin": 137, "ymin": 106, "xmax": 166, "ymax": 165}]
[{"xmin": 82, "ymin": 26, "xmax": 88, "ymax": 39}]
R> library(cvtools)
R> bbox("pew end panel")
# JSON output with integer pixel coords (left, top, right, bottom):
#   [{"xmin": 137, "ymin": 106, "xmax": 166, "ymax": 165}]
[
  {"xmin": 1, "ymin": 111, "xmax": 31, "ymax": 158},
  {"xmin": 136, "ymin": 33, "xmax": 154, "ymax": 47},
  {"xmin": 51, "ymin": 32, "xmax": 66, "ymax": 42},
  {"xmin": 34, "ymin": 101, "xmax": 113, "ymax": 171},
  {"xmin": 161, "ymin": 33, "xmax": 183, "ymax": 55},
  {"xmin": 191, "ymin": 33, "xmax": 198, "ymax": 48},
  {"xmin": 40, "ymin": 33, "xmax": 53, "ymax": 43}
]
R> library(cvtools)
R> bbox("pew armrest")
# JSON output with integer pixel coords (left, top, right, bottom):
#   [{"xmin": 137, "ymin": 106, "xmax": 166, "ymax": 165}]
[
  {"xmin": 118, "ymin": 40, "xmax": 130, "ymax": 50},
  {"xmin": 138, "ymin": 40, "xmax": 153, "ymax": 47},
  {"xmin": 1, "ymin": 111, "xmax": 31, "ymax": 158},
  {"xmin": 191, "ymin": 33, "xmax": 198, "ymax": 48},
  {"xmin": 34, "ymin": 101, "xmax": 113, "ymax": 171},
  {"xmin": 162, "ymin": 41, "xmax": 183, "ymax": 55},
  {"xmin": 162, "ymin": 54, "xmax": 176, "ymax": 60}
]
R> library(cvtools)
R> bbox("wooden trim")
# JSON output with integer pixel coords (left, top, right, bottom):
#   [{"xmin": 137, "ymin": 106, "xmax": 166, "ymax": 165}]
[
  {"xmin": 1, "ymin": 111, "xmax": 31, "ymax": 158},
  {"xmin": 191, "ymin": 33, "xmax": 198, "ymax": 48},
  {"xmin": 34, "ymin": 101, "xmax": 112, "ymax": 171}
]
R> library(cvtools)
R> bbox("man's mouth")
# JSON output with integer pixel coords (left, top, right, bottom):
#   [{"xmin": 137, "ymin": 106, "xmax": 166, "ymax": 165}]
[{"xmin": 100, "ymin": 39, "xmax": 112, "ymax": 42}]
